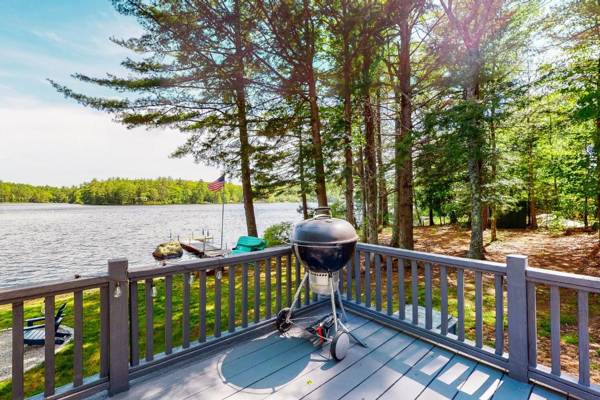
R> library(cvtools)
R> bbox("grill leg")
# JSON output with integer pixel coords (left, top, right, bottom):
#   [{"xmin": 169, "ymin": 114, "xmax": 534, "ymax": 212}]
[
  {"xmin": 329, "ymin": 273, "xmax": 338, "ymax": 335},
  {"xmin": 335, "ymin": 285, "xmax": 348, "ymax": 322},
  {"xmin": 287, "ymin": 273, "xmax": 308, "ymax": 321}
]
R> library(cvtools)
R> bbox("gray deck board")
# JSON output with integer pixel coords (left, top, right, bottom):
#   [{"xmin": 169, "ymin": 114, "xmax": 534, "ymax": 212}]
[
  {"xmin": 417, "ymin": 355, "xmax": 478, "ymax": 400},
  {"xmin": 454, "ymin": 363, "xmax": 504, "ymax": 400},
  {"xmin": 107, "ymin": 308, "xmax": 565, "ymax": 400},
  {"xmin": 303, "ymin": 331, "xmax": 416, "ymax": 400},
  {"xmin": 378, "ymin": 347, "xmax": 454, "ymax": 400},
  {"xmin": 341, "ymin": 339, "xmax": 431, "ymax": 400}
]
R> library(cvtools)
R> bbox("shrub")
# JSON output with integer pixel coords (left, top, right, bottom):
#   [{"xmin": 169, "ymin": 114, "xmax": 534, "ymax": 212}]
[{"xmin": 263, "ymin": 221, "xmax": 293, "ymax": 247}]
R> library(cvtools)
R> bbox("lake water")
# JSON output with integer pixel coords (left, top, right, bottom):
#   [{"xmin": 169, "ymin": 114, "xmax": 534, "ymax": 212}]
[{"xmin": 0, "ymin": 203, "xmax": 303, "ymax": 288}]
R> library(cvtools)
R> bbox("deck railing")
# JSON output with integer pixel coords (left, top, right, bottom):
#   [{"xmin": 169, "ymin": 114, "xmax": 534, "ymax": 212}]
[
  {"xmin": 0, "ymin": 275, "xmax": 111, "ymax": 399},
  {"xmin": 343, "ymin": 243, "xmax": 599, "ymax": 400},
  {"xmin": 0, "ymin": 243, "xmax": 598, "ymax": 399}
]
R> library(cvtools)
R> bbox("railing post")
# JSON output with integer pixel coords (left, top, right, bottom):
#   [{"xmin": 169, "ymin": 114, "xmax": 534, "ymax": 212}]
[
  {"xmin": 108, "ymin": 258, "xmax": 130, "ymax": 395},
  {"xmin": 507, "ymin": 254, "xmax": 529, "ymax": 382}
]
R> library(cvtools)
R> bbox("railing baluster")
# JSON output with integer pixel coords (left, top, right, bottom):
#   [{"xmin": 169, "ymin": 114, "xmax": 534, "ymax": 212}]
[
  {"xmin": 578, "ymin": 290, "xmax": 590, "ymax": 386},
  {"xmin": 276, "ymin": 256, "xmax": 282, "ymax": 312},
  {"xmin": 440, "ymin": 265, "xmax": 448, "ymax": 335},
  {"xmin": 304, "ymin": 265, "xmax": 311, "ymax": 305},
  {"xmin": 411, "ymin": 260, "xmax": 418, "ymax": 325},
  {"xmin": 494, "ymin": 274, "xmax": 503, "ymax": 355},
  {"xmin": 144, "ymin": 279, "xmax": 154, "ymax": 361},
  {"xmin": 375, "ymin": 254, "xmax": 382, "ymax": 312},
  {"xmin": 12, "ymin": 301, "xmax": 24, "ymax": 399},
  {"xmin": 229, "ymin": 265, "xmax": 236, "ymax": 332},
  {"xmin": 295, "ymin": 257, "xmax": 302, "ymax": 306},
  {"xmin": 182, "ymin": 273, "xmax": 190, "ymax": 349},
  {"xmin": 354, "ymin": 250, "xmax": 361, "ymax": 304},
  {"xmin": 365, "ymin": 252, "xmax": 371, "ymax": 308},
  {"xmin": 74, "ymin": 290, "xmax": 84, "ymax": 386},
  {"xmin": 386, "ymin": 256, "xmax": 393, "ymax": 315},
  {"xmin": 286, "ymin": 255, "xmax": 292, "ymax": 306},
  {"xmin": 550, "ymin": 285, "xmax": 561, "ymax": 375},
  {"xmin": 475, "ymin": 271, "xmax": 483, "ymax": 348},
  {"xmin": 242, "ymin": 263, "xmax": 248, "ymax": 328},
  {"xmin": 399, "ymin": 259, "xmax": 405, "ymax": 320},
  {"xmin": 215, "ymin": 268, "xmax": 222, "ymax": 337},
  {"xmin": 199, "ymin": 270, "xmax": 206, "ymax": 342},
  {"xmin": 254, "ymin": 262, "xmax": 260, "ymax": 323},
  {"xmin": 44, "ymin": 295, "xmax": 55, "ymax": 396},
  {"xmin": 129, "ymin": 281, "xmax": 139, "ymax": 366},
  {"xmin": 527, "ymin": 281, "xmax": 537, "ymax": 368},
  {"xmin": 346, "ymin": 258, "xmax": 352, "ymax": 301},
  {"xmin": 266, "ymin": 258, "xmax": 272, "ymax": 317},
  {"xmin": 457, "ymin": 269, "xmax": 465, "ymax": 341},
  {"xmin": 425, "ymin": 263, "xmax": 432, "ymax": 330},
  {"xmin": 165, "ymin": 275, "xmax": 173, "ymax": 355},
  {"xmin": 100, "ymin": 285, "xmax": 109, "ymax": 376}
]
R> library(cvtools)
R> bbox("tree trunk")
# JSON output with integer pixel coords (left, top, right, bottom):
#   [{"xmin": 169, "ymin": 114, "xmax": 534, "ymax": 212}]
[
  {"xmin": 341, "ymin": 3, "xmax": 356, "ymax": 226},
  {"xmin": 468, "ymin": 146, "xmax": 484, "ymax": 259},
  {"xmin": 362, "ymin": 52, "xmax": 378, "ymax": 244},
  {"xmin": 358, "ymin": 146, "xmax": 368, "ymax": 242},
  {"xmin": 584, "ymin": 195, "xmax": 589, "ymax": 228},
  {"xmin": 303, "ymin": 0, "xmax": 327, "ymax": 208},
  {"xmin": 233, "ymin": 0, "xmax": 257, "ymax": 237},
  {"xmin": 528, "ymin": 139, "xmax": 538, "ymax": 229},
  {"xmin": 307, "ymin": 75, "xmax": 328, "ymax": 208},
  {"xmin": 490, "ymin": 104, "xmax": 498, "ymax": 242},
  {"xmin": 466, "ymin": 49, "xmax": 484, "ymax": 260},
  {"xmin": 298, "ymin": 128, "xmax": 309, "ymax": 220},
  {"xmin": 376, "ymin": 86, "xmax": 388, "ymax": 227},
  {"xmin": 392, "ymin": 14, "xmax": 414, "ymax": 250},
  {"xmin": 428, "ymin": 203, "xmax": 434, "ymax": 226}
]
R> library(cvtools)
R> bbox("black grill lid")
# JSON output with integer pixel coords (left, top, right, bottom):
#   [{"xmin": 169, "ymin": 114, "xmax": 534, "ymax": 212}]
[{"xmin": 291, "ymin": 207, "xmax": 358, "ymax": 246}]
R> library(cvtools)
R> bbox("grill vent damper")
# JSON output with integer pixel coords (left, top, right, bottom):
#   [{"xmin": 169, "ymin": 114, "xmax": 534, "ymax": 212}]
[{"xmin": 276, "ymin": 207, "xmax": 367, "ymax": 361}]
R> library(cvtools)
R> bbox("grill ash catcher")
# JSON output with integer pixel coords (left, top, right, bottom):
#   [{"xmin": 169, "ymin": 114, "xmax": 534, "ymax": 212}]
[{"xmin": 275, "ymin": 207, "xmax": 367, "ymax": 361}]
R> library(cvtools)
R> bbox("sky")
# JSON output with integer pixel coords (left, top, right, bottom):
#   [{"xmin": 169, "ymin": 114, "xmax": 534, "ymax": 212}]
[{"xmin": 0, "ymin": 1, "xmax": 220, "ymax": 187}]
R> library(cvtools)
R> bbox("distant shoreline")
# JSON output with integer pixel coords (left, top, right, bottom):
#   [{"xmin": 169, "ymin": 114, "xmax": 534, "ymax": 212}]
[{"xmin": 0, "ymin": 201, "xmax": 300, "ymax": 206}]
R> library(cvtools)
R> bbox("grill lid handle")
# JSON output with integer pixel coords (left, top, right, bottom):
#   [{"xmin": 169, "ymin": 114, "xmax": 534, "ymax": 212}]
[{"xmin": 314, "ymin": 207, "xmax": 332, "ymax": 218}]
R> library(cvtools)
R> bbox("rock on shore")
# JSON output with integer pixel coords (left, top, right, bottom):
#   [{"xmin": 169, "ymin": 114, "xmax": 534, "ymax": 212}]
[{"xmin": 153, "ymin": 241, "xmax": 183, "ymax": 259}]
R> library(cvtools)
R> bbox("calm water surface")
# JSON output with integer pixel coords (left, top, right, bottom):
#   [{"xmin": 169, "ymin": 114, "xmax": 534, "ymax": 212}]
[{"xmin": 0, "ymin": 203, "xmax": 302, "ymax": 287}]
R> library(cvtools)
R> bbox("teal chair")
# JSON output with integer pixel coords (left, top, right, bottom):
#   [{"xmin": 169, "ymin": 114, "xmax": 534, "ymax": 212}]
[{"xmin": 232, "ymin": 236, "xmax": 267, "ymax": 254}]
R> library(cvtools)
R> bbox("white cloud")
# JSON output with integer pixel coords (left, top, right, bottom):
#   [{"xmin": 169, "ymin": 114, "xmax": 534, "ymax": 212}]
[{"xmin": 0, "ymin": 104, "xmax": 220, "ymax": 186}]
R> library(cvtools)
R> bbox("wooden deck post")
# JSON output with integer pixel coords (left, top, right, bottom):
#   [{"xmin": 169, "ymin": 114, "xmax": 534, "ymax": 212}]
[
  {"xmin": 108, "ymin": 258, "xmax": 130, "ymax": 395},
  {"xmin": 507, "ymin": 254, "xmax": 529, "ymax": 382}
]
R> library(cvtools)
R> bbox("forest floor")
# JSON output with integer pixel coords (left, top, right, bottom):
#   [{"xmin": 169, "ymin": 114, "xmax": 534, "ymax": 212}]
[
  {"xmin": 381, "ymin": 225, "xmax": 600, "ymax": 276},
  {"xmin": 380, "ymin": 225, "xmax": 600, "ymax": 382}
]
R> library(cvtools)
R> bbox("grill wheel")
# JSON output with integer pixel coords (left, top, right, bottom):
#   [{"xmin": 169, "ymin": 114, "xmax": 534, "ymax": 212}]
[
  {"xmin": 276, "ymin": 308, "xmax": 292, "ymax": 333},
  {"xmin": 330, "ymin": 331, "xmax": 350, "ymax": 361}
]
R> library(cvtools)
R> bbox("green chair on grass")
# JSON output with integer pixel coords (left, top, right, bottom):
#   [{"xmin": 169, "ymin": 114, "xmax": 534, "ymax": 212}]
[{"xmin": 232, "ymin": 236, "xmax": 267, "ymax": 255}]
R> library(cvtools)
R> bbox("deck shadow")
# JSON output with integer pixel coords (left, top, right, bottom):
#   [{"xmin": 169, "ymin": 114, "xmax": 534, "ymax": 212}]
[{"xmin": 219, "ymin": 334, "xmax": 314, "ymax": 390}]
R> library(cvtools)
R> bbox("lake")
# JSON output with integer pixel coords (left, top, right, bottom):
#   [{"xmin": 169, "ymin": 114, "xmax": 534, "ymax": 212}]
[{"xmin": 0, "ymin": 203, "xmax": 303, "ymax": 288}]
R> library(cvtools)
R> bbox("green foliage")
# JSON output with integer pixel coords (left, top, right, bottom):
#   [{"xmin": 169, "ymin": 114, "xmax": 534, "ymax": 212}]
[
  {"xmin": 0, "ymin": 179, "xmax": 294, "ymax": 206},
  {"xmin": 263, "ymin": 221, "xmax": 293, "ymax": 247}
]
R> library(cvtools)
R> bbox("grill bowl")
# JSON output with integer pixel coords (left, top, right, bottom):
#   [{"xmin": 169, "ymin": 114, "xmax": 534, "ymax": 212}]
[{"xmin": 291, "ymin": 207, "xmax": 358, "ymax": 273}]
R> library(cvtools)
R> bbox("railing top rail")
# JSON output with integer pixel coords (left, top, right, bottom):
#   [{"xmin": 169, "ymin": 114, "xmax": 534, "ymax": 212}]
[
  {"xmin": 356, "ymin": 243, "xmax": 507, "ymax": 274},
  {"xmin": 0, "ymin": 276, "xmax": 109, "ymax": 304},
  {"xmin": 527, "ymin": 267, "xmax": 600, "ymax": 293},
  {"xmin": 128, "ymin": 246, "xmax": 293, "ymax": 280}
]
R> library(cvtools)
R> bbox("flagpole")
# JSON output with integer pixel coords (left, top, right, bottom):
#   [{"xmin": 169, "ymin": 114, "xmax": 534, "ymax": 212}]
[{"xmin": 220, "ymin": 175, "xmax": 225, "ymax": 250}]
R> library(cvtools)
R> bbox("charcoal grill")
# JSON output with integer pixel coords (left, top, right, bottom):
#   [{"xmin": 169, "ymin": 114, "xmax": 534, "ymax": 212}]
[{"xmin": 275, "ymin": 207, "xmax": 367, "ymax": 361}]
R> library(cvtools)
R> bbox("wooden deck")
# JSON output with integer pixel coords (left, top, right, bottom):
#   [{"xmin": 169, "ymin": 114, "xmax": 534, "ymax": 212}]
[{"xmin": 103, "ymin": 308, "xmax": 565, "ymax": 400}]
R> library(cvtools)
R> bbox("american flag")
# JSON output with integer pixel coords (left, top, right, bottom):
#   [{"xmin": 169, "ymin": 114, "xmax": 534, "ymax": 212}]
[{"xmin": 208, "ymin": 174, "xmax": 225, "ymax": 192}]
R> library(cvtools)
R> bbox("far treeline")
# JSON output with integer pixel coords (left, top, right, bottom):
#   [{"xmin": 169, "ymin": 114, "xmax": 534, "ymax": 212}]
[
  {"xmin": 52, "ymin": 0, "xmax": 599, "ymax": 259},
  {"xmin": 0, "ymin": 179, "xmax": 296, "ymax": 205}
]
